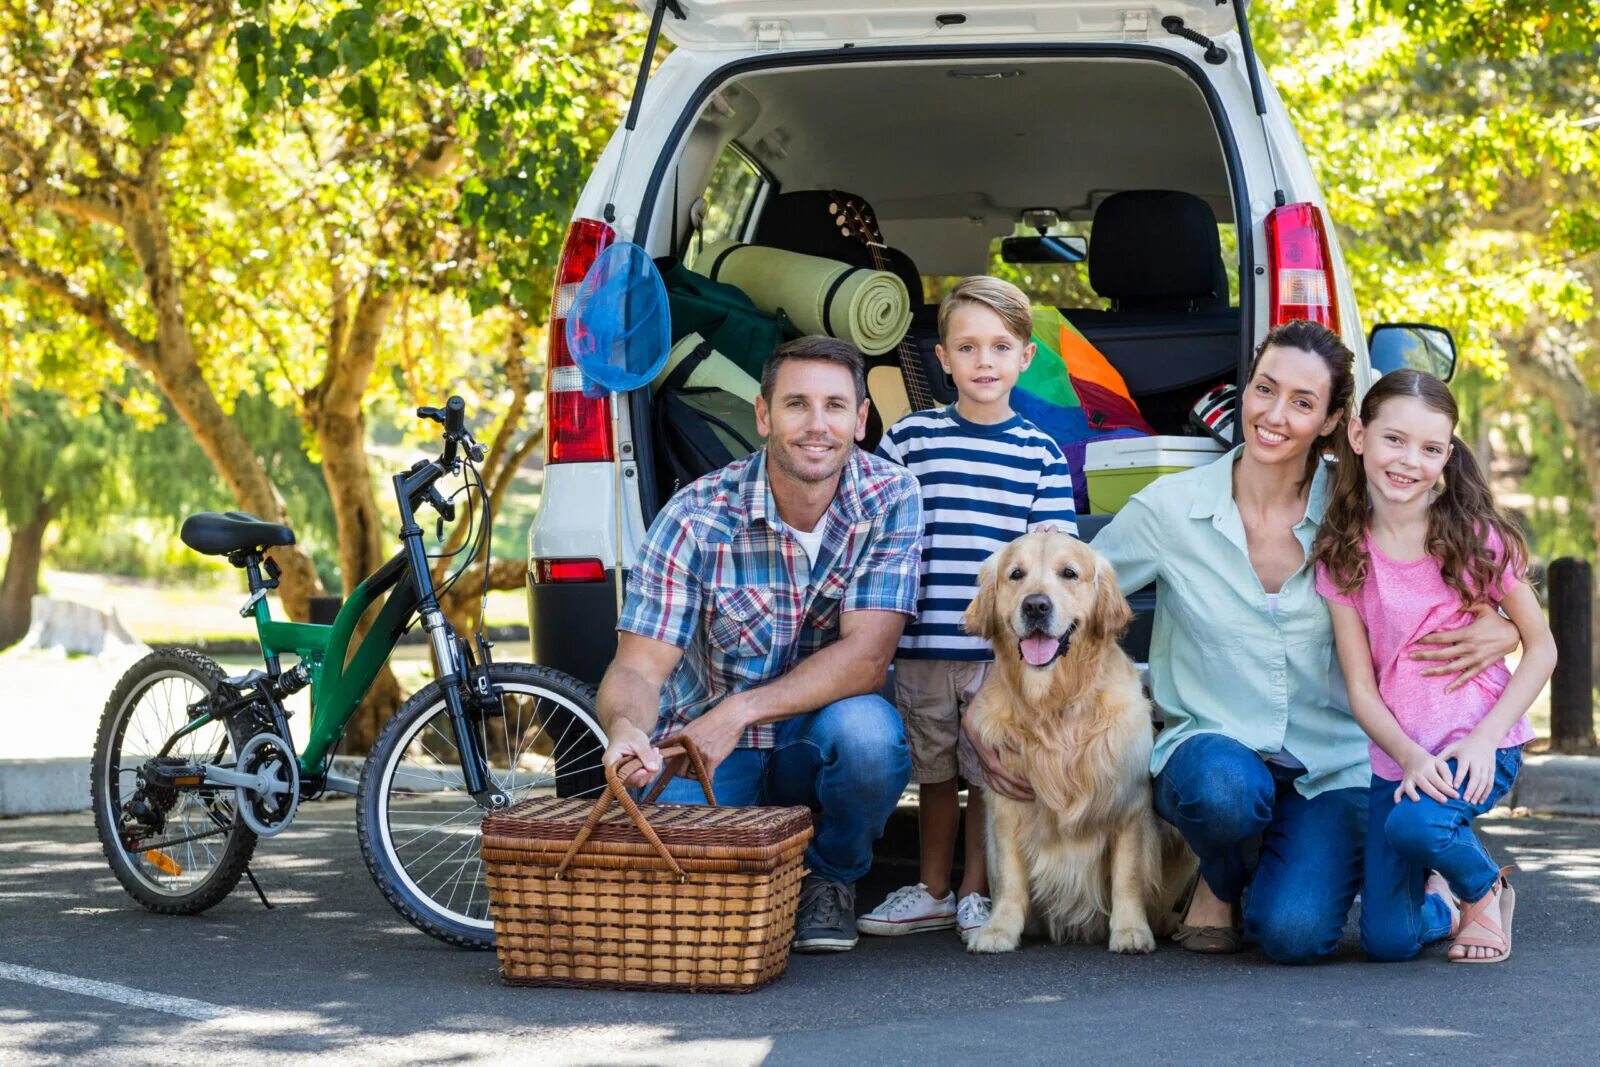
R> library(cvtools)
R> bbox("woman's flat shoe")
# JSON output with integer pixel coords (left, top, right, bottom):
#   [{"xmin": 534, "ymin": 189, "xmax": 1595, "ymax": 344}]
[{"xmin": 1173, "ymin": 922, "xmax": 1245, "ymax": 954}]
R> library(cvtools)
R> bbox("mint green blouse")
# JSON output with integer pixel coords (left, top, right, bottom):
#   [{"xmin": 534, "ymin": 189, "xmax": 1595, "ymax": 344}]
[{"xmin": 1094, "ymin": 446, "xmax": 1369, "ymax": 798}]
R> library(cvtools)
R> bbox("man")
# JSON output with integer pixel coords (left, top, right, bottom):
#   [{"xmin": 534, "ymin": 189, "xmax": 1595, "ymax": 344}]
[{"xmin": 599, "ymin": 335, "xmax": 920, "ymax": 953}]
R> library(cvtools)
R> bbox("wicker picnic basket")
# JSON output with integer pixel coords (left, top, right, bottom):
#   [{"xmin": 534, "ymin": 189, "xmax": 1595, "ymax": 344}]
[{"xmin": 480, "ymin": 736, "xmax": 813, "ymax": 993}]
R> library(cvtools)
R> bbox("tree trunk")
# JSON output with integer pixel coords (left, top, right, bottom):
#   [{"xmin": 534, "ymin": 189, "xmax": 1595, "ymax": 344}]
[
  {"xmin": 0, "ymin": 507, "xmax": 51, "ymax": 650},
  {"xmin": 307, "ymin": 275, "xmax": 402, "ymax": 754},
  {"xmin": 121, "ymin": 178, "xmax": 325, "ymax": 619}
]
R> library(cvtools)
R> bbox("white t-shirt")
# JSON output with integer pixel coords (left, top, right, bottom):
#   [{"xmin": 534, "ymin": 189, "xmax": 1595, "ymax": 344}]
[{"xmin": 790, "ymin": 523, "xmax": 827, "ymax": 584}]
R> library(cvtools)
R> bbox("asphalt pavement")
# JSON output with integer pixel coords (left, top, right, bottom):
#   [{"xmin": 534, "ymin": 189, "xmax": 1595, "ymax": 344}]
[{"xmin": 2, "ymin": 801, "xmax": 1598, "ymax": 1066}]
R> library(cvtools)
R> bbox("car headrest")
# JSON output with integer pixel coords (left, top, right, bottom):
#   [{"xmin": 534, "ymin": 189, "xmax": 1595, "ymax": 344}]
[
  {"xmin": 1088, "ymin": 190, "xmax": 1227, "ymax": 312},
  {"xmin": 753, "ymin": 189, "xmax": 924, "ymax": 304}
]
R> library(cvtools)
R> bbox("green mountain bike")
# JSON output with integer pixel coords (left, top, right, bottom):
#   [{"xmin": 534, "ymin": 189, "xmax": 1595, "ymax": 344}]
[{"xmin": 91, "ymin": 397, "xmax": 606, "ymax": 948}]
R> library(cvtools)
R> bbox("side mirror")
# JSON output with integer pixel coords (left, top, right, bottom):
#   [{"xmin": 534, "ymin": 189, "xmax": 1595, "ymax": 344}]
[
  {"xmin": 1368, "ymin": 323, "xmax": 1457, "ymax": 382},
  {"xmin": 1000, "ymin": 234, "xmax": 1087, "ymax": 265}
]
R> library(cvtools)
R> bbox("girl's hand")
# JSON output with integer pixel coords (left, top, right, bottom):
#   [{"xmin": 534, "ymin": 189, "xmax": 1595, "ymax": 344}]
[
  {"xmin": 1439, "ymin": 734, "xmax": 1498, "ymax": 806},
  {"xmin": 1412, "ymin": 606, "xmax": 1519, "ymax": 693},
  {"xmin": 1395, "ymin": 746, "xmax": 1458, "ymax": 805}
]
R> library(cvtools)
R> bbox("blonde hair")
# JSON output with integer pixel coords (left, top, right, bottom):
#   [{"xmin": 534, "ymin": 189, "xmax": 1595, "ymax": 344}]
[{"xmin": 938, "ymin": 276, "xmax": 1033, "ymax": 345}]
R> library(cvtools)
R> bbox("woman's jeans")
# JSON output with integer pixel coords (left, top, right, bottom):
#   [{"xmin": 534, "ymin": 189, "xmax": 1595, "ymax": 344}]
[
  {"xmin": 1154, "ymin": 733, "xmax": 1366, "ymax": 964},
  {"xmin": 1361, "ymin": 745, "xmax": 1522, "ymax": 962},
  {"xmin": 654, "ymin": 694, "xmax": 912, "ymax": 885}
]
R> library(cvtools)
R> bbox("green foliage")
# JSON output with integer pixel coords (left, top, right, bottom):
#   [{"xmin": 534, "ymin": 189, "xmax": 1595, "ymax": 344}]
[
  {"xmin": 230, "ymin": 0, "xmax": 642, "ymax": 318},
  {"xmin": 1257, "ymin": 0, "xmax": 1600, "ymax": 563}
]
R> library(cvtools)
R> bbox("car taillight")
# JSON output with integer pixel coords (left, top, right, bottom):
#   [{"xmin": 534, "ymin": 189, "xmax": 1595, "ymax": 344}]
[
  {"xmin": 530, "ymin": 558, "xmax": 607, "ymax": 584},
  {"xmin": 1265, "ymin": 202, "xmax": 1339, "ymax": 332},
  {"xmin": 545, "ymin": 217, "xmax": 616, "ymax": 464}
]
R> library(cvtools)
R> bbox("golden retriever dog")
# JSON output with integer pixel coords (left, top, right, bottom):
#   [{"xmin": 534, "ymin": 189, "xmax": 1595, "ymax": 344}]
[{"xmin": 962, "ymin": 530, "xmax": 1195, "ymax": 954}]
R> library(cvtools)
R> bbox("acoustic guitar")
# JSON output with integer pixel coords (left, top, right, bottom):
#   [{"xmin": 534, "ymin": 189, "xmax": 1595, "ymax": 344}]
[{"xmin": 827, "ymin": 193, "xmax": 935, "ymax": 428}]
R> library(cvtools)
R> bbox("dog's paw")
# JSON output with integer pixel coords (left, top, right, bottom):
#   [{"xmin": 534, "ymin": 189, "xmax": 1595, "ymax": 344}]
[
  {"xmin": 965, "ymin": 922, "xmax": 1022, "ymax": 955},
  {"xmin": 1108, "ymin": 923, "xmax": 1156, "ymax": 955}
]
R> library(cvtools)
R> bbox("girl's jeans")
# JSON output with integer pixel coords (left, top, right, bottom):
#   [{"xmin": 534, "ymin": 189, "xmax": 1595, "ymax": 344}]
[
  {"xmin": 654, "ymin": 694, "xmax": 911, "ymax": 885},
  {"xmin": 1361, "ymin": 745, "xmax": 1522, "ymax": 962},
  {"xmin": 1153, "ymin": 732, "xmax": 1366, "ymax": 964}
]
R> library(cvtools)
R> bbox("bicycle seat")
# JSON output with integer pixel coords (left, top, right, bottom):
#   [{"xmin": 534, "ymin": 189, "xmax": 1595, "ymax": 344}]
[{"xmin": 180, "ymin": 512, "xmax": 296, "ymax": 557}]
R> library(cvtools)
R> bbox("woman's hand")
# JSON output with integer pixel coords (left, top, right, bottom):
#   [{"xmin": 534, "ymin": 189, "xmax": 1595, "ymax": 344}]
[
  {"xmin": 1439, "ymin": 734, "xmax": 1498, "ymax": 806},
  {"xmin": 961, "ymin": 717, "xmax": 1034, "ymax": 802},
  {"xmin": 1395, "ymin": 745, "xmax": 1458, "ymax": 805},
  {"xmin": 1412, "ymin": 606, "xmax": 1519, "ymax": 693}
]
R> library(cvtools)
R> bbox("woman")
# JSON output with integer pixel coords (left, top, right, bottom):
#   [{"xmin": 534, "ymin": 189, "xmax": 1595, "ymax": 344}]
[{"xmin": 968, "ymin": 320, "xmax": 1516, "ymax": 963}]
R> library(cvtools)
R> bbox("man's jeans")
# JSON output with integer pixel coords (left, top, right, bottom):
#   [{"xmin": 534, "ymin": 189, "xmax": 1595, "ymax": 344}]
[
  {"xmin": 1361, "ymin": 746, "xmax": 1522, "ymax": 962},
  {"xmin": 1154, "ymin": 732, "xmax": 1366, "ymax": 964},
  {"xmin": 655, "ymin": 695, "xmax": 912, "ymax": 884}
]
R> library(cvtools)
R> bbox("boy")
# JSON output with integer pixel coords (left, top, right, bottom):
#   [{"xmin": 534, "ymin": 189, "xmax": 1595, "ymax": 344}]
[{"xmin": 860, "ymin": 276, "xmax": 1078, "ymax": 940}]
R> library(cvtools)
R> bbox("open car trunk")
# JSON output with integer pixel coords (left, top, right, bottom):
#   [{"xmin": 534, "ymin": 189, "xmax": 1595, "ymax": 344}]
[{"xmin": 642, "ymin": 52, "xmax": 1246, "ymax": 517}]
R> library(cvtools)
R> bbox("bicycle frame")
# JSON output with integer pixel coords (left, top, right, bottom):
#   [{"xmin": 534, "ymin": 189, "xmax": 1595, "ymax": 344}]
[{"xmin": 250, "ymin": 553, "xmax": 421, "ymax": 779}]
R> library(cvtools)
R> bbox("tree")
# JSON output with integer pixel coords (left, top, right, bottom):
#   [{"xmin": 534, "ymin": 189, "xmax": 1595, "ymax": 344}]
[
  {"xmin": 0, "ymin": 389, "xmax": 121, "ymax": 647},
  {"xmin": 1, "ymin": 0, "xmax": 644, "ymax": 746}
]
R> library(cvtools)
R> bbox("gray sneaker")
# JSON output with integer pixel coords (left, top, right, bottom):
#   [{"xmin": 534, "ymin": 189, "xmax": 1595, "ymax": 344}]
[{"xmin": 793, "ymin": 876, "xmax": 858, "ymax": 953}]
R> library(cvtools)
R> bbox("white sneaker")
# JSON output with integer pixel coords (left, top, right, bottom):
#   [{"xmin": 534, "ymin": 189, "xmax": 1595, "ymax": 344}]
[
  {"xmin": 856, "ymin": 883, "xmax": 957, "ymax": 935},
  {"xmin": 957, "ymin": 892, "xmax": 992, "ymax": 934}
]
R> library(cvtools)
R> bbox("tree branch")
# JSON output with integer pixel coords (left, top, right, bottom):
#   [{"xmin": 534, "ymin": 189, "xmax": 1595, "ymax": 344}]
[{"xmin": 0, "ymin": 248, "xmax": 154, "ymax": 366}]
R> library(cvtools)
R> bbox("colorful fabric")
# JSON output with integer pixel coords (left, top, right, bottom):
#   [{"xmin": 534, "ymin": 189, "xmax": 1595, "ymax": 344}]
[
  {"xmin": 618, "ymin": 447, "xmax": 922, "ymax": 749},
  {"xmin": 1019, "ymin": 307, "xmax": 1081, "ymax": 408},
  {"xmin": 1315, "ymin": 529, "xmax": 1532, "ymax": 781},
  {"xmin": 876, "ymin": 406, "xmax": 1078, "ymax": 660}
]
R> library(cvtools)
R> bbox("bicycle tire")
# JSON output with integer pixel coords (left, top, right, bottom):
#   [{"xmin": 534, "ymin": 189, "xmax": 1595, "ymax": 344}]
[
  {"xmin": 356, "ymin": 661, "xmax": 606, "ymax": 949},
  {"xmin": 91, "ymin": 647, "xmax": 259, "ymax": 915}
]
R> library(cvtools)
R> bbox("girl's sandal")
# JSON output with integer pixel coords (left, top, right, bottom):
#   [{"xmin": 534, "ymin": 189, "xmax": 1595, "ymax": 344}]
[{"xmin": 1448, "ymin": 865, "xmax": 1515, "ymax": 965}]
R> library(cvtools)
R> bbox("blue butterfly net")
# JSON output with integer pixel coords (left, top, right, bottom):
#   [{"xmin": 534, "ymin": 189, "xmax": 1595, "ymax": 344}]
[{"xmin": 565, "ymin": 242, "xmax": 671, "ymax": 398}]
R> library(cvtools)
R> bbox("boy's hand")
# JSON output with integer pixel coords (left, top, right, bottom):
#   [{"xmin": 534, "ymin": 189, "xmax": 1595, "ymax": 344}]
[
  {"xmin": 1395, "ymin": 745, "xmax": 1457, "ymax": 805},
  {"xmin": 1439, "ymin": 734, "xmax": 1498, "ymax": 806},
  {"xmin": 962, "ymin": 718, "xmax": 1034, "ymax": 802}
]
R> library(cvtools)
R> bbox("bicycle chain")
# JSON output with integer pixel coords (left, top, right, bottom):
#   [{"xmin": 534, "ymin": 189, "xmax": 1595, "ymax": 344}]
[{"xmin": 129, "ymin": 821, "xmax": 240, "ymax": 853}]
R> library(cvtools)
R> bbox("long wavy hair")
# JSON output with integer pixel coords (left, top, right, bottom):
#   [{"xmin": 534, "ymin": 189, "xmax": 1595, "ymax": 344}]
[{"xmin": 1314, "ymin": 368, "xmax": 1528, "ymax": 606}]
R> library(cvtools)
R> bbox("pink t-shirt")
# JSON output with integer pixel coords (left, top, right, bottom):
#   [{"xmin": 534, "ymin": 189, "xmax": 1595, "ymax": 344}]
[{"xmin": 1315, "ymin": 531, "xmax": 1533, "ymax": 781}]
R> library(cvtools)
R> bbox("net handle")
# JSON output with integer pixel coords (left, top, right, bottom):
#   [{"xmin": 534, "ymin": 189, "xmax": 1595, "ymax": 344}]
[{"xmin": 554, "ymin": 735, "xmax": 715, "ymax": 880}]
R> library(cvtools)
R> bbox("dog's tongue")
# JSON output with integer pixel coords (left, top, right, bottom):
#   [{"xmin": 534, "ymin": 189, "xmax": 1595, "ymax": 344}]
[{"xmin": 1020, "ymin": 634, "xmax": 1058, "ymax": 667}]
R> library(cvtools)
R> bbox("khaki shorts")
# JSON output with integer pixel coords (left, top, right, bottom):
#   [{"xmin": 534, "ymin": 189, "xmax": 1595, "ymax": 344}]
[{"xmin": 892, "ymin": 658, "xmax": 992, "ymax": 786}]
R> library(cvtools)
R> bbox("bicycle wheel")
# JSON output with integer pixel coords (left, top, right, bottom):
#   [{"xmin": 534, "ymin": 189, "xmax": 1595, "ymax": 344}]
[
  {"xmin": 356, "ymin": 662, "xmax": 606, "ymax": 949},
  {"xmin": 91, "ymin": 647, "xmax": 258, "ymax": 914}
]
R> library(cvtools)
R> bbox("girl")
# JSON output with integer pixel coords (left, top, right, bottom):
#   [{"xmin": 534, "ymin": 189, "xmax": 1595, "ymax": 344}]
[{"xmin": 1315, "ymin": 368, "xmax": 1556, "ymax": 965}]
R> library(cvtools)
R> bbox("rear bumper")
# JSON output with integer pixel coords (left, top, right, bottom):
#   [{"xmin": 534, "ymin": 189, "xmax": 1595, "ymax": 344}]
[{"xmin": 526, "ymin": 571, "xmax": 621, "ymax": 688}]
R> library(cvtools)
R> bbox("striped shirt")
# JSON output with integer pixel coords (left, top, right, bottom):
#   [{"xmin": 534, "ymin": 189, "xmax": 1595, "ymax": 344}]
[{"xmin": 877, "ymin": 406, "xmax": 1078, "ymax": 660}]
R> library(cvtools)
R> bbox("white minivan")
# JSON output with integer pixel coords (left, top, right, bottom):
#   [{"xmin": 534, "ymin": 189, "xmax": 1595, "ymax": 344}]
[{"xmin": 526, "ymin": 0, "xmax": 1457, "ymax": 689}]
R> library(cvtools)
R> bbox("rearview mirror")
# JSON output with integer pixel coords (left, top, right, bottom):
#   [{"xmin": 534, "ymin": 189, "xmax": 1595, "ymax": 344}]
[
  {"xmin": 1368, "ymin": 323, "xmax": 1457, "ymax": 382},
  {"xmin": 1000, "ymin": 234, "xmax": 1087, "ymax": 265}
]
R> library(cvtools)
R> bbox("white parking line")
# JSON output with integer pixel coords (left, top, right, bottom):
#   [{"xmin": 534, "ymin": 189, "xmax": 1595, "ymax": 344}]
[{"xmin": 0, "ymin": 962, "xmax": 229, "ymax": 1021}]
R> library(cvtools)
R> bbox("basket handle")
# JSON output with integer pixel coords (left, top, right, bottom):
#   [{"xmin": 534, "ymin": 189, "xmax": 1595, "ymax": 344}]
[{"xmin": 553, "ymin": 735, "xmax": 715, "ymax": 880}]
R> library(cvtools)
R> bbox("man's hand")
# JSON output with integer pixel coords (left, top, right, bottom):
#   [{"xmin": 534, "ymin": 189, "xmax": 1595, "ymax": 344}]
[
  {"xmin": 677, "ymin": 695, "xmax": 751, "ymax": 779},
  {"xmin": 960, "ymin": 717, "xmax": 1034, "ymax": 802},
  {"xmin": 1412, "ymin": 606, "xmax": 1519, "ymax": 692},
  {"xmin": 602, "ymin": 723, "xmax": 662, "ymax": 790}
]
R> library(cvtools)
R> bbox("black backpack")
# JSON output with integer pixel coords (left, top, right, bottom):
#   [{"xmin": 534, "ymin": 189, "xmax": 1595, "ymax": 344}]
[{"xmin": 653, "ymin": 340, "xmax": 762, "ymax": 493}]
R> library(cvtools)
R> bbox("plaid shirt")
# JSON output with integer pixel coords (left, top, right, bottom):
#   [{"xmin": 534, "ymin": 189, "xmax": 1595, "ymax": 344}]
[{"xmin": 618, "ymin": 446, "xmax": 922, "ymax": 748}]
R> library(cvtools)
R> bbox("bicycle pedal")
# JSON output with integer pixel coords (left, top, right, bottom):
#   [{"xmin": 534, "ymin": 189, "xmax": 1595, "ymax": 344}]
[{"xmin": 144, "ymin": 757, "xmax": 207, "ymax": 788}]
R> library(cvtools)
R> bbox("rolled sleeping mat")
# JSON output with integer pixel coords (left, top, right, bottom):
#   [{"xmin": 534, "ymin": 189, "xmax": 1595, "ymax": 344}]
[
  {"xmin": 697, "ymin": 239, "xmax": 912, "ymax": 356},
  {"xmin": 653, "ymin": 332, "xmax": 762, "ymax": 405}
]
